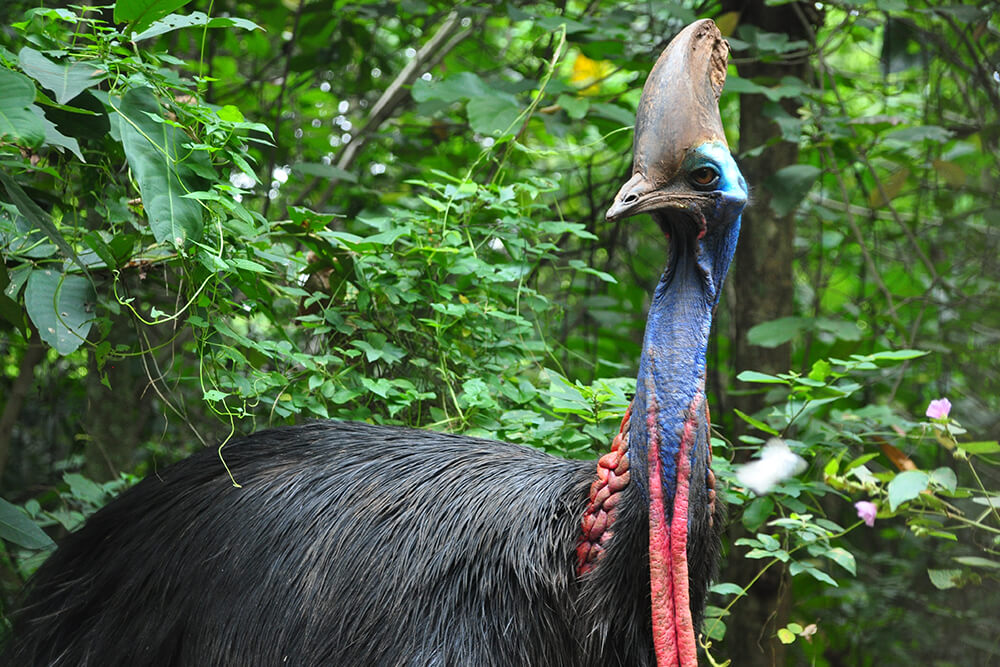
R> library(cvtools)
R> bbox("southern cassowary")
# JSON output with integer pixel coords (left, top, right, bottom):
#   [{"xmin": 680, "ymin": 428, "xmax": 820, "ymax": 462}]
[{"xmin": 3, "ymin": 19, "xmax": 747, "ymax": 667}]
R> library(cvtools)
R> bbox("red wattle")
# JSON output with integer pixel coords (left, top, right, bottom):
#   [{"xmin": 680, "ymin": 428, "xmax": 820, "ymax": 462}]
[{"xmin": 648, "ymin": 387, "xmax": 701, "ymax": 667}]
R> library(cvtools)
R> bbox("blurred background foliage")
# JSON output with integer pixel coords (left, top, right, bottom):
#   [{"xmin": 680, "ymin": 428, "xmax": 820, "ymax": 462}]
[{"xmin": 0, "ymin": 0, "xmax": 998, "ymax": 664}]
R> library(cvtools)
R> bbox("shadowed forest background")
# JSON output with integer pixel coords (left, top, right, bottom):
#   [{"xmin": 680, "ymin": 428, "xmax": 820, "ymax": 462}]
[{"xmin": 0, "ymin": 0, "xmax": 998, "ymax": 664}]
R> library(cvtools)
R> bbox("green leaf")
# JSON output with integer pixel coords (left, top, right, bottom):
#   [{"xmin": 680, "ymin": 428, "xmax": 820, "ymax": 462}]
[
  {"xmin": 556, "ymin": 93, "xmax": 589, "ymax": 119},
  {"xmin": 953, "ymin": 556, "xmax": 1000, "ymax": 570},
  {"xmin": 927, "ymin": 568, "xmax": 963, "ymax": 590},
  {"xmin": 814, "ymin": 317, "xmax": 862, "ymax": 341},
  {"xmin": 0, "ymin": 496, "xmax": 54, "ymax": 549},
  {"xmin": 709, "ymin": 582, "xmax": 746, "ymax": 597},
  {"xmin": 412, "ymin": 72, "xmax": 487, "ymax": 103},
  {"xmin": 823, "ymin": 547, "xmax": 857, "ymax": 575},
  {"xmin": 131, "ymin": 11, "xmax": 261, "ymax": 41},
  {"xmin": 957, "ymin": 441, "xmax": 1000, "ymax": 455},
  {"xmin": 0, "ymin": 171, "xmax": 86, "ymax": 270},
  {"xmin": 115, "ymin": 87, "xmax": 205, "ymax": 246},
  {"xmin": 466, "ymin": 94, "xmax": 522, "ymax": 136},
  {"xmin": 883, "ymin": 125, "xmax": 953, "ymax": 147},
  {"xmin": 0, "ymin": 69, "xmax": 45, "ymax": 146},
  {"xmin": 766, "ymin": 164, "xmax": 821, "ymax": 217},
  {"xmin": 292, "ymin": 162, "xmax": 358, "ymax": 183},
  {"xmin": 747, "ymin": 316, "xmax": 805, "ymax": 348},
  {"xmin": 807, "ymin": 359, "xmax": 831, "ymax": 382},
  {"xmin": 887, "ymin": 470, "xmax": 930, "ymax": 511},
  {"xmin": 733, "ymin": 409, "xmax": 780, "ymax": 436},
  {"xmin": 30, "ymin": 106, "xmax": 84, "ymax": 161},
  {"xmin": 737, "ymin": 370, "xmax": 789, "ymax": 384},
  {"xmin": 777, "ymin": 628, "xmax": 796, "ymax": 644},
  {"xmin": 742, "ymin": 496, "xmax": 775, "ymax": 532},
  {"xmin": 589, "ymin": 102, "xmax": 635, "ymax": 127},
  {"xmin": 24, "ymin": 269, "xmax": 94, "ymax": 355},
  {"xmin": 791, "ymin": 563, "xmax": 838, "ymax": 587},
  {"xmin": 928, "ymin": 467, "xmax": 957, "ymax": 493},
  {"xmin": 115, "ymin": 0, "xmax": 195, "ymax": 34},
  {"xmin": 18, "ymin": 47, "xmax": 104, "ymax": 104},
  {"xmin": 867, "ymin": 349, "xmax": 928, "ymax": 362},
  {"xmin": 64, "ymin": 473, "xmax": 107, "ymax": 506}
]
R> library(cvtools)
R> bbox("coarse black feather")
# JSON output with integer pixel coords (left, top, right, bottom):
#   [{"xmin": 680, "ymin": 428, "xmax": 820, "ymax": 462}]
[{"xmin": 3, "ymin": 421, "xmax": 718, "ymax": 666}]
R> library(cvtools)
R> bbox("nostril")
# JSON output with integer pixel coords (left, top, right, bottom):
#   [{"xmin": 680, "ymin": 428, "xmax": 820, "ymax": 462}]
[{"xmin": 623, "ymin": 193, "xmax": 638, "ymax": 204}]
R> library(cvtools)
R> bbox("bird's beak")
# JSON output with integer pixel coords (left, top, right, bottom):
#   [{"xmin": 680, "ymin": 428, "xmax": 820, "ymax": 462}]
[{"xmin": 606, "ymin": 19, "xmax": 730, "ymax": 223}]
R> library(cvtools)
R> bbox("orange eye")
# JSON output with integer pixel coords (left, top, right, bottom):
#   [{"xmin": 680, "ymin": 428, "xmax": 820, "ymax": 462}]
[{"xmin": 690, "ymin": 167, "xmax": 718, "ymax": 188}]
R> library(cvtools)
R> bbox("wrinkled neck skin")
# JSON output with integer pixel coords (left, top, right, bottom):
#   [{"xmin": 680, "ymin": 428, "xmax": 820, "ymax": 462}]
[{"xmin": 630, "ymin": 198, "xmax": 742, "ymax": 666}]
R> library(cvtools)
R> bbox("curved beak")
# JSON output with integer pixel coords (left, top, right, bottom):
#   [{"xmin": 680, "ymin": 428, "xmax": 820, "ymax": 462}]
[{"xmin": 606, "ymin": 19, "xmax": 730, "ymax": 222}]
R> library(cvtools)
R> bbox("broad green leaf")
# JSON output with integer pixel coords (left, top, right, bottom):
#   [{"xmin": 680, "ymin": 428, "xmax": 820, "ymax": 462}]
[
  {"xmin": 766, "ymin": 164, "xmax": 821, "ymax": 217},
  {"xmin": 203, "ymin": 389, "xmax": 229, "ymax": 401},
  {"xmin": 466, "ymin": 94, "xmax": 521, "ymax": 136},
  {"xmin": 24, "ymin": 269, "xmax": 95, "ymax": 355},
  {"xmin": 64, "ymin": 473, "xmax": 107, "ymax": 507},
  {"xmin": 131, "ymin": 11, "xmax": 261, "ymax": 41},
  {"xmin": 953, "ymin": 556, "xmax": 1000, "ymax": 570},
  {"xmin": 0, "ymin": 172, "xmax": 85, "ymax": 269},
  {"xmin": 815, "ymin": 317, "xmax": 862, "ymax": 341},
  {"xmin": 588, "ymin": 102, "xmax": 635, "ymax": 127},
  {"xmin": 807, "ymin": 359, "xmax": 831, "ymax": 382},
  {"xmin": 733, "ymin": 409, "xmax": 780, "ymax": 436},
  {"xmin": 747, "ymin": 316, "xmax": 805, "ymax": 347},
  {"xmin": 736, "ymin": 370, "xmax": 788, "ymax": 384},
  {"xmin": 790, "ymin": 562, "xmax": 838, "ymax": 587},
  {"xmin": 883, "ymin": 124, "xmax": 953, "ymax": 147},
  {"xmin": 742, "ymin": 496, "xmax": 775, "ymax": 532},
  {"xmin": 115, "ymin": 87, "xmax": 204, "ymax": 246},
  {"xmin": 18, "ymin": 47, "xmax": 104, "ymax": 104},
  {"xmin": 411, "ymin": 71, "xmax": 487, "ymax": 103},
  {"xmin": 115, "ymin": 0, "xmax": 195, "ymax": 34},
  {"xmin": 292, "ymin": 162, "xmax": 358, "ymax": 183},
  {"xmin": 929, "ymin": 467, "xmax": 957, "ymax": 493},
  {"xmin": 824, "ymin": 547, "xmax": 857, "ymax": 575},
  {"xmin": 957, "ymin": 441, "xmax": 1000, "ymax": 455},
  {"xmin": 867, "ymin": 349, "xmax": 928, "ymax": 362},
  {"xmin": 556, "ymin": 93, "xmax": 589, "ymax": 119},
  {"xmin": 927, "ymin": 568, "xmax": 963, "ymax": 590},
  {"xmin": 887, "ymin": 470, "xmax": 929, "ymax": 511},
  {"xmin": 777, "ymin": 628, "xmax": 796, "ymax": 644},
  {"xmin": 30, "ymin": 106, "xmax": 83, "ymax": 161},
  {"xmin": 0, "ymin": 496, "xmax": 54, "ymax": 549},
  {"xmin": 709, "ymin": 583, "xmax": 746, "ymax": 597},
  {"xmin": 703, "ymin": 617, "xmax": 726, "ymax": 641},
  {"xmin": 0, "ymin": 69, "xmax": 45, "ymax": 146}
]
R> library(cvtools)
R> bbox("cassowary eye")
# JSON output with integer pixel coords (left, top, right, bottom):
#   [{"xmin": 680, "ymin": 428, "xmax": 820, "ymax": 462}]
[{"xmin": 689, "ymin": 166, "xmax": 719, "ymax": 189}]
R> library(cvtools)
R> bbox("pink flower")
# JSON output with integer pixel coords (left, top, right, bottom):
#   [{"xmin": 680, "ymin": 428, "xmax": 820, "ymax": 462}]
[
  {"xmin": 855, "ymin": 501, "xmax": 877, "ymax": 527},
  {"xmin": 926, "ymin": 398, "xmax": 952, "ymax": 420}
]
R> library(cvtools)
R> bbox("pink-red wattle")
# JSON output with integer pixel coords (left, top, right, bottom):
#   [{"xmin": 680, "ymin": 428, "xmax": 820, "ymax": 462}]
[{"xmin": 648, "ymin": 389, "xmax": 700, "ymax": 667}]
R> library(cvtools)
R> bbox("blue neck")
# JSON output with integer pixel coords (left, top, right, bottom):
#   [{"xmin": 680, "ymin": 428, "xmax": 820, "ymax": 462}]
[{"xmin": 629, "ymin": 215, "xmax": 741, "ymax": 503}]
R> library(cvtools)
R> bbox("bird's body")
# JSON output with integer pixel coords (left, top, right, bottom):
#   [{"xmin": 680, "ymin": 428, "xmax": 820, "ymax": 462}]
[
  {"xmin": 3, "ymin": 19, "xmax": 744, "ymax": 667},
  {"xmin": 5, "ymin": 421, "xmax": 669, "ymax": 666}
]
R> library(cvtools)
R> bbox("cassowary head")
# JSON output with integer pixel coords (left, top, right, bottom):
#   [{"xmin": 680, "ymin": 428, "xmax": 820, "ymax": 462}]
[{"xmin": 607, "ymin": 19, "xmax": 747, "ymax": 302}]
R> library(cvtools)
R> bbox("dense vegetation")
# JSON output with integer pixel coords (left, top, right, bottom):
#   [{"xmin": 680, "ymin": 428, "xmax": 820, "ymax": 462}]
[{"xmin": 1, "ymin": 0, "xmax": 997, "ymax": 663}]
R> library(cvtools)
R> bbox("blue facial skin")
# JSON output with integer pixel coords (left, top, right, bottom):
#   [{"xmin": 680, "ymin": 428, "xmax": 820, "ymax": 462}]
[
  {"xmin": 628, "ymin": 139, "xmax": 747, "ymax": 510},
  {"xmin": 683, "ymin": 140, "xmax": 749, "ymax": 307}
]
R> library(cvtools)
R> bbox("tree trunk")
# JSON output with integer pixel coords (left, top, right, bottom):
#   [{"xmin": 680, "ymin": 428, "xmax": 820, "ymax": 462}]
[
  {"xmin": 0, "ymin": 332, "xmax": 45, "ymax": 489},
  {"xmin": 719, "ymin": 2, "xmax": 818, "ymax": 665}
]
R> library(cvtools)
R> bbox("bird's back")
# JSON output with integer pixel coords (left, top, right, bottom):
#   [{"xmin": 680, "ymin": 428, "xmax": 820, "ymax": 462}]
[{"xmin": 4, "ymin": 421, "xmax": 658, "ymax": 666}]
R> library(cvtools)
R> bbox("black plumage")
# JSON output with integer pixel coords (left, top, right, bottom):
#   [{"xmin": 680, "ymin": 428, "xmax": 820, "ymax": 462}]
[{"xmin": 4, "ymin": 421, "xmax": 687, "ymax": 666}]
